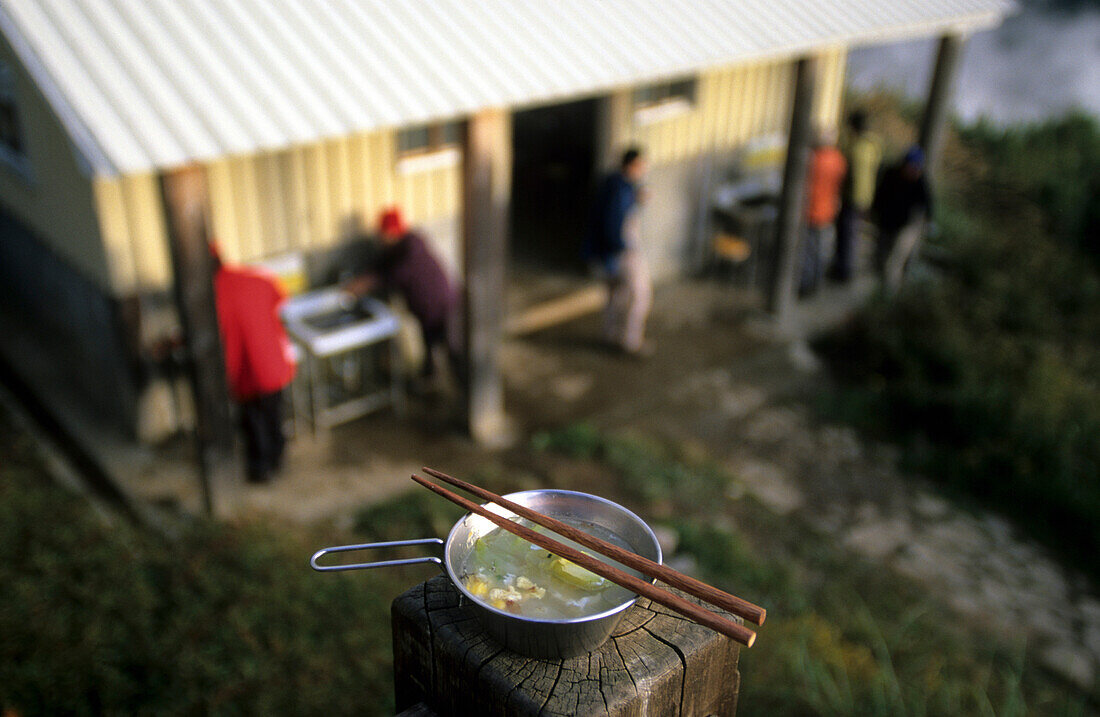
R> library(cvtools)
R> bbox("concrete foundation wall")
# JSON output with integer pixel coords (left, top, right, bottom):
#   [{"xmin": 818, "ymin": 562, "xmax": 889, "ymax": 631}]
[
  {"xmin": 0, "ymin": 210, "xmax": 137, "ymax": 435},
  {"xmin": 0, "ymin": 36, "xmax": 137, "ymax": 436}
]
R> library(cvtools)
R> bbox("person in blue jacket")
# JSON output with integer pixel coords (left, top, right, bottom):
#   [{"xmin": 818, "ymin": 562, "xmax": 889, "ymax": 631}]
[{"xmin": 583, "ymin": 147, "xmax": 653, "ymax": 357}]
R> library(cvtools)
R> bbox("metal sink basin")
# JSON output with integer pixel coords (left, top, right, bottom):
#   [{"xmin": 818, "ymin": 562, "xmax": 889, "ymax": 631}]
[
  {"xmin": 280, "ymin": 287, "xmax": 404, "ymax": 430},
  {"xmin": 303, "ymin": 304, "xmax": 376, "ymax": 332},
  {"xmin": 281, "ymin": 288, "xmax": 400, "ymax": 358}
]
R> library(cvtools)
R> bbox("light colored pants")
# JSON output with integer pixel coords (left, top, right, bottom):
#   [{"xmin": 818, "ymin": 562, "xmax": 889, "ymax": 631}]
[
  {"xmin": 879, "ymin": 221, "xmax": 925, "ymax": 294},
  {"xmin": 603, "ymin": 248, "xmax": 652, "ymax": 352}
]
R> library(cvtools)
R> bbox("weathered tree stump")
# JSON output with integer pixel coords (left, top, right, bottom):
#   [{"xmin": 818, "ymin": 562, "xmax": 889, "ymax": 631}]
[{"xmin": 392, "ymin": 576, "xmax": 740, "ymax": 716}]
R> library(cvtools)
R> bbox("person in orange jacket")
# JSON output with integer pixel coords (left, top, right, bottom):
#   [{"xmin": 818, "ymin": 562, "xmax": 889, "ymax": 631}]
[
  {"xmin": 212, "ymin": 244, "xmax": 296, "ymax": 483},
  {"xmin": 800, "ymin": 128, "xmax": 848, "ymax": 296}
]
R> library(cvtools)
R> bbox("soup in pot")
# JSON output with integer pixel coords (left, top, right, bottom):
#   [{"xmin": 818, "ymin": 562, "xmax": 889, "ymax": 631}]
[{"xmin": 459, "ymin": 518, "xmax": 644, "ymax": 619}]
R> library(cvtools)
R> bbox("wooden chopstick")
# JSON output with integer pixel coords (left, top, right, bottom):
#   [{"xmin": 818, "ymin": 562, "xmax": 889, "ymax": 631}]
[
  {"xmin": 410, "ymin": 474, "xmax": 757, "ymax": 648},
  {"xmin": 423, "ymin": 466, "xmax": 766, "ymax": 626}
]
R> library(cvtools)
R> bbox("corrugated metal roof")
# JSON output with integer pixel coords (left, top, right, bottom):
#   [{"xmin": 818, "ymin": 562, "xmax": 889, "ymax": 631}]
[{"xmin": 0, "ymin": 0, "xmax": 1012, "ymax": 177}]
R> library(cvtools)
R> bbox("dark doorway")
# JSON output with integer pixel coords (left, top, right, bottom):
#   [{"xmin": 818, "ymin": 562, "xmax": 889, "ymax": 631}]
[{"xmin": 510, "ymin": 98, "xmax": 598, "ymax": 273}]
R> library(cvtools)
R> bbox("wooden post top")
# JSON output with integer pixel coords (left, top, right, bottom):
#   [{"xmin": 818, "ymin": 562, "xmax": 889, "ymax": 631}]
[{"xmin": 392, "ymin": 576, "xmax": 741, "ymax": 716}]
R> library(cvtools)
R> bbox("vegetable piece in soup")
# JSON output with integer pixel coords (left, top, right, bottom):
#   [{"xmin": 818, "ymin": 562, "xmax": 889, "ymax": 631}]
[{"xmin": 459, "ymin": 517, "xmax": 643, "ymax": 619}]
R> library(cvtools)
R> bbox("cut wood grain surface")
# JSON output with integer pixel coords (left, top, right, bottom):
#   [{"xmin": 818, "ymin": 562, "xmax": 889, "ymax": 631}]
[{"xmin": 393, "ymin": 576, "xmax": 740, "ymax": 716}]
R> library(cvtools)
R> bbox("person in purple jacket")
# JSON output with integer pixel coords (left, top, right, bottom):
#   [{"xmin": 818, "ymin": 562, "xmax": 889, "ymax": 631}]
[{"xmin": 346, "ymin": 207, "xmax": 462, "ymax": 383}]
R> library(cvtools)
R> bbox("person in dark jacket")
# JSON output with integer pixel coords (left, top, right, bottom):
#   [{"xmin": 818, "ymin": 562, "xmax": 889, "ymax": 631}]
[
  {"xmin": 583, "ymin": 147, "xmax": 652, "ymax": 356},
  {"xmin": 212, "ymin": 245, "xmax": 297, "ymax": 483},
  {"xmin": 872, "ymin": 145, "xmax": 933, "ymax": 291},
  {"xmin": 346, "ymin": 207, "xmax": 461, "ymax": 382}
]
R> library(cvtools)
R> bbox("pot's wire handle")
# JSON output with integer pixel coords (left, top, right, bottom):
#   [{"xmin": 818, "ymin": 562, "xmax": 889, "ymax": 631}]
[{"xmin": 310, "ymin": 538, "xmax": 444, "ymax": 572}]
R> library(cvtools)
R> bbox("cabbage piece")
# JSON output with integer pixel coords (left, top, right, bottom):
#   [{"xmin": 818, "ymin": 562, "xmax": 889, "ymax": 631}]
[{"xmin": 550, "ymin": 557, "xmax": 609, "ymax": 591}]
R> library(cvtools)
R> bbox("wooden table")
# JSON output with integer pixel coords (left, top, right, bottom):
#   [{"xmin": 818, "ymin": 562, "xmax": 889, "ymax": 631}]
[{"xmin": 393, "ymin": 576, "xmax": 741, "ymax": 716}]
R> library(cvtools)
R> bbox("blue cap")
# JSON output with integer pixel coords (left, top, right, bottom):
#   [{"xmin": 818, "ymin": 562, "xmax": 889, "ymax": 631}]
[{"xmin": 904, "ymin": 145, "xmax": 925, "ymax": 167}]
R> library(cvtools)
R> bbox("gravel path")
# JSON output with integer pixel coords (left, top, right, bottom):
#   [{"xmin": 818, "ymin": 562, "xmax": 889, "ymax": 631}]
[{"xmin": 502, "ymin": 280, "xmax": 1099, "ymax": 692}]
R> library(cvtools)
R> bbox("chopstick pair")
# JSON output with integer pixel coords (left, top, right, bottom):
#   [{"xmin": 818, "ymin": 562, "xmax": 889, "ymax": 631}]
[{"xmin": 412, "ymin": 468, "xmax": 764, "ymax": 648}]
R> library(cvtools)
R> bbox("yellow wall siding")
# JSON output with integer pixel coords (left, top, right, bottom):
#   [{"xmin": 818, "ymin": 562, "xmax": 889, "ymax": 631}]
[
  {"xmin": 747, "ymin": 62, "xmax": 769, "ymax": 138},
  {"xmin": 86, "ymin": 173, "xmax": 172, "ymax": 296},
  {"xmin": 349, "ymin": 135, "xmax": 373, "ymax": 222},
  {"xmin": 369, "ymin": 131, "xmax": 395, "ymax": 210},
  {"xmin": 253, "ymin": 153, "xmax": 282, "ymax": 255},
  {"xmin": 766, "ymin": 63, "xmax": 795, "ymax": 135},
  {"xmin": 626, "ymin": 50, "xmax": 847, "ymax": 280},
  {"xmin": 631, "ymin": 61, "xmax": 761, "ymax": 164},
  {"xmin": 630, "ymin": 50, "xmax": 846, "ymax": 169},
  {"xmin": 91, "ymin": 177, "xmax": 136, "ymax": 294},
  {"xmin": 813, "ymin": 48, "xmax": 848, "ymax": 130},
  {"xmin": 302, "ymin": 142, "xmax": 332, "ymax": 250},
  {"xmin": 286, "ymin": 147, "xmax": 312, "ymax": 248},
  {"xmin": 99, "ymin": 127, "xmax": 465, "ymax": 295},
  {"xmin": 90, "ymin": 48, "xmax": 847, "ymax": 296},
  {"xmin": 0, "ymin": 34, "xmax": 107, "ymax": 289},
  {"xmin": 698, "ymin": 73, "xmax": 720, "ymax": 150},
  {"xmin": 732, "ymin": 66, "xmax": 754, "ymax": 145},
  {"xmin": 227, "ymin": 156, "xmax": 263, "ymax": 262},
  {"xmin": 119, "ymin": 173, "xmax": 172, "ymax": 290},
  {"xmin": 331, "ymin": 137, "xmax": 356, "ymax": 234},
  {"xmin": 206, "ymin": 159, "xmax": 238, "ymax": 264}
]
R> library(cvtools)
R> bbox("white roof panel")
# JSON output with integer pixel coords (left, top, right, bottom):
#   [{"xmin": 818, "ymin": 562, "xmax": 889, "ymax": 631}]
[{"xmin": 0, "ymin": 0, "xmax": 1012, "ymax": 176}]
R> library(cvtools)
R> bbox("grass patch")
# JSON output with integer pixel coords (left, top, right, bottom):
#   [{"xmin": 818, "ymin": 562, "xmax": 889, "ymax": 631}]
[
  {"xmin": 533, "ymin": 423, "xmax": 729, "ymax": 510},
  {"xmin": 5, "ymin": 409, "xmax": 1093, "ymax": 714},
  {"xmin": 0, "ymin": 411, "xmax": 414, "ymax": 716},
  {"xmin": 354, "ymin": 485, "xmax": 467, "ymax": 542}
]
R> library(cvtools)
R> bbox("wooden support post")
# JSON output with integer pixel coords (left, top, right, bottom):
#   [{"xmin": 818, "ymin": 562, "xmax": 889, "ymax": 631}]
[
  {"xmin": 462, "ymin": 109, "xmax": 512, "ymax": 445},
  {"xmin": 393, "ymin": 576, "xmax": 741, "ymax": 716},
  {"xmin": 919, "ymin": 33, "xmax": 965, "ymax": 181},
  {"xmin": 766, "ymin": 56, "xmax": 818, "ymax": 321},
  {"xmin": 160, "ymin": 165, "xmax": 234, "ymax": 516}
]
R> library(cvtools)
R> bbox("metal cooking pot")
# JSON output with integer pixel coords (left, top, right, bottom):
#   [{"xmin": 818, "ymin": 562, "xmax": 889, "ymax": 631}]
[{"xmin": 311, "ymin": 489, "xmax": 662, "ymax": 659}]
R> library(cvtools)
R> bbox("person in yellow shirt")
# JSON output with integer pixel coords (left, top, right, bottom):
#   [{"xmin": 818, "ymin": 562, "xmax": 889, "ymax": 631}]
[{"xmin": 830, "ymin": 110, "xmax": 883, "ymax": 282}]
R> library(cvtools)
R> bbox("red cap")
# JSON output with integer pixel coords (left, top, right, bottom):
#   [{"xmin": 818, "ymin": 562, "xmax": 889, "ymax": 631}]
[{"xmin": 379, "ymin": 207, "xmax": 407, "ymax": 237}]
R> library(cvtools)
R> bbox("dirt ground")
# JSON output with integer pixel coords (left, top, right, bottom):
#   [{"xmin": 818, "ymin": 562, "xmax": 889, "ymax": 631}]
[{"xmin": 209, "ymin": 279, "xmax": 847, "ymax": 523}]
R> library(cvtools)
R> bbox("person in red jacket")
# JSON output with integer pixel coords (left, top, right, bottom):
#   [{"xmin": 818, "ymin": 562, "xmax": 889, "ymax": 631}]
[{"xmin": 212, "ymin": 245, "xmax": 296, "ymax": 483}]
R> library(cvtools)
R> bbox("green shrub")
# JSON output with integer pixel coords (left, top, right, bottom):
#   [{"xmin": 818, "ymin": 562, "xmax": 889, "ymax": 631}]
[
  {"xmin": 531, "ymin": 421, "xmax": 602, "ymax": 458},
  {"xmin": 960, "ymin": 113, "xmax": 1100, "ymax": 259},
  {"xmin": 816, "ymin": 111, "xmax": 1100, "ymax": 569}
]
